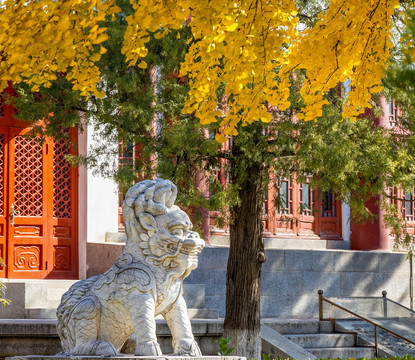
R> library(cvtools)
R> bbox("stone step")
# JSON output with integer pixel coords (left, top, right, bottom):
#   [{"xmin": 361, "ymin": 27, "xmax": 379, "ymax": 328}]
[
  {"xmin": 187, "ymin": 308, "xmax": 219, "ymax": 319},
  {"xmin": 263, "ymin": 238, "xmax": 351, "ymax": 250},
  {"xmin": 285, "ymin": 333, "xmax": 356, "ymax": 348},
  {"xmin": 261, "ymin": 320, "xmax": 334, "ymax": 334},
  {"xmin": 26, "ymin": 308, "xmax": 219, "ymax": 320},
  {"xmin": 25, "ymin": 308, "xmax": 57, "ymax": 319},
  {"xmin": 307, "ymin": 346, "xmax": 375, "ymax": 359},
  {"xmin": 0, "ymin": 318, "xmax": 224, "ymax": 358}
]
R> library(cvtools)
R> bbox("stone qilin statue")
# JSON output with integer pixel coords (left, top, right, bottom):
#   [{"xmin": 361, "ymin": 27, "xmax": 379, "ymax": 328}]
[{"xmin": 56, "ymin": 179, "xmax": 205, "ymax": 356}]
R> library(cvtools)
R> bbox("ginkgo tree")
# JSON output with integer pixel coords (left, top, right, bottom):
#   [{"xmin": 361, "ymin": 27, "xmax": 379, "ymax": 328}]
[
  {"xmin": 0, "ymin": 1, "xmax": 408, "ymax": 359},
  {"xmin": 0, "ymin": 0, "xmax": 400, "ymax": 140}
]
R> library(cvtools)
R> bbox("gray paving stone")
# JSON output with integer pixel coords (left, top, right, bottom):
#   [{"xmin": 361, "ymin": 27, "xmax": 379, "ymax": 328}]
[
  {"xmin": 263, "ymin": 250, "xmax": 285, "ymax": 271},
  {"xmin": 260, "ymin": 272, "xmax": 278, "ymax": 296},
  {"xmin": 285, "ymin": 250, "xmax": 334, "ymax": 272},
  {"xmin": 377, "ymin": 252, "xmax": 408, "ymax": 274},
  {"xmin": 285, "ymin": 333, "xmax": 356, "ymax": 348},
  {"xmin": 303, "ymin": 271, "xmax": 340, "ymax": 296},
  {"xmin": 307, "ymin": 346, "xmax": 375, "ymax": 359},
  {"xmin": 184, "ymin": 284, "xmax": 205, "ymax": 309},
  {"xmin": 290, "ymin": 295, "xmax": 319, "ymax": 318},
  {"xmin": 184, "ymin": 270, "xmax": 215, "ymax": 295},
  {"xmin": 214, "ymin": 270, "xmax": 227, "ymax": 296},
  {"xmin": 334, "ymin": 251, "xmax": 378, "ymax": 272},
  {"xmin": 25, "ymin": 283, "xmax": 47, "ymax": 309},
  {"xmin": 278, "ymin": 272, "xmax": 304, "ymax": 296},
  {"xmin": 205, "ymin": 296, "xmax": 226, "ymax": 318},
  {"xmin": 339, "ymin": 272, "xmax": 382, "ymax": 296},
  {"xmin": 260, "ymin": 296, "xmax": 292, "ymax": 318},
  {"xmin": 262, "ymin": 319, "xmax": 320, "ymax": 335},
  {"xmin": 393, "ymin": 273, "xmax": 411, "ymax": 298},
  {"xmin": 0, "ymin": 283, "xmax": 26, "ymax": 318},
  {"xmin": 197, "ymin": 247, "xmax": 229, "ymax": 270},
  {"xmin": 261, "ymin": 324, "xmax": 317, "ymax": 360}
]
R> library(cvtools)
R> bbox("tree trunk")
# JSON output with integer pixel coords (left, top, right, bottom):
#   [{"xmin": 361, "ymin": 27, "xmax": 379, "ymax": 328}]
[{"xmin": 223, "ymin": 162, "xmax": 266, "ymax": 360}]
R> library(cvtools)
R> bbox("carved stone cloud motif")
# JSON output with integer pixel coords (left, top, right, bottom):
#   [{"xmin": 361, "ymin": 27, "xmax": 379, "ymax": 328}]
[{"xmin": 56, "ymin": 179, "xmax": 205, "ymax": 356}]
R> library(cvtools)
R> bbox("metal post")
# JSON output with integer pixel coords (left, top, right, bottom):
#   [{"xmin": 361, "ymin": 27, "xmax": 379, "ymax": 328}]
[
  {"xmin": 374, "ymin": 325, "xmax": 378, "ymax": 357},
  {"xmin": 382, "ymin": 290, "xmax": 387, "ymax": 318},
  {"xmin": 318, "ymin": 290, "xmax": 324, "ymax": 321}
]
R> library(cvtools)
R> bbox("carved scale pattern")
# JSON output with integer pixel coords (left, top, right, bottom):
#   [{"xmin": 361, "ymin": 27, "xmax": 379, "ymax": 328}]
[
  {"xmin": 53, "ymin": 140, "xmax": 71, "ymax": 218},
  {"xmin": 0, "ymin": 134, "xmax": 4, "ymax": 216},
  {"xmin": 14, "ymin": 136, "xmax": 43, "ymax": 216}
]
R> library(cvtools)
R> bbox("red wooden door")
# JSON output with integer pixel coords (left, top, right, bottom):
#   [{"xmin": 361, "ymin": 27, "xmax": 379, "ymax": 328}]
[
  {"xmin": 0, "ymin": 125, "xmax": 78, "ymax": 279},
  {"xmin": 8, "ymin": 127, "xmax": 50, "ymax": 278},
  {"xmin": 318, "ymin": 189, "xmax": 342, "ymax": 239},
  {"xmin": 269, "ymin": 177, "xmax": 318, "ymax": 236},
  {"xmin": 263, "ymin": 176, "xmax": 342, "ymax": 239}
]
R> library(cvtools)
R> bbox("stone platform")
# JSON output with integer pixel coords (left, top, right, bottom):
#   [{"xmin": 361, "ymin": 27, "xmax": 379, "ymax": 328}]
[
  {"xmin": 7, "ymin": 357, "xmax": 244, "ymax": 360},
  {"xmin": 0, "ymin": 319, "xmax": 224, "ymax": 359}
]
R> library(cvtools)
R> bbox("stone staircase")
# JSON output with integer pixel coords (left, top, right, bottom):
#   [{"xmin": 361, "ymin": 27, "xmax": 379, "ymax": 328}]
[{"xmin": 262, "ymin": 319, "xmax": 377, "ymax": 359}]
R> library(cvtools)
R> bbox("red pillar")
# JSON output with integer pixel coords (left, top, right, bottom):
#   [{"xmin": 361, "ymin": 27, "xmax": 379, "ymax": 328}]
[
  {"xmin": 350, "ymin": 96, "xmax": 390, "ymax": 251},
  {"xmin": 350, "ymin": 195, "xmax": 390, "ymax": 250}
]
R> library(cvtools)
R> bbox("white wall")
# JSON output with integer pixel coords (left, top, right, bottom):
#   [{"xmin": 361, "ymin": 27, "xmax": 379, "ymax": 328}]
[
  {"xmin": 342, "ymin": 201, "xmax": 351, "ymax": 243},
  {"xmin": 86, "ymin": 123, "xmax": 119, "ymax": 243},
  {"xmin": 78, "ymin": 128, "xmax": 88, "ymax": 278}
]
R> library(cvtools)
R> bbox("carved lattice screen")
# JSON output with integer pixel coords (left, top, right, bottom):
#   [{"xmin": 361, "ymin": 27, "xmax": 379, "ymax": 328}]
[
  {"xmin": 14, "ymin": 136, "xmax": 43, "ymax": 217},
  {"xmin": 53, "ymin": 140, "xmax": 71, "ymax": 218}
]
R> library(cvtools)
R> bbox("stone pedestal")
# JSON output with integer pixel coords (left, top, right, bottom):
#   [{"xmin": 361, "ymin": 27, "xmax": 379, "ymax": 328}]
[{"xmin": 7, "ymin": 357, "xmax": 245, "ymax": 360}]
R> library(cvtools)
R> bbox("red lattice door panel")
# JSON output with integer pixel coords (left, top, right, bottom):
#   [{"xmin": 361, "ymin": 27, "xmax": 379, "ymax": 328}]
[
  {"xmin": 1, "ymin": 126, "xmax": 78, "ymax": 279},
  {"xmin": 49, "ymin": 136, "xmax": 78, "ymax": 278},
  {"xmin": 0, "ymin": 127, "xmax": 8, "ymax": 278},
  {"xmin": 8, "ymin": 128, "xmax": 47, "ymax": 277}
]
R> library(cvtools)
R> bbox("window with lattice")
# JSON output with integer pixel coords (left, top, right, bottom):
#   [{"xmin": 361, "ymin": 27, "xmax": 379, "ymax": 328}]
[
  {"xmin": 321, "ymin": 190, "xmax": 336, "ymax": 217},
  {"xmin": 276, "ymin": 178, "xmax": 292, "ymax": 215},
  {"xmin": 299, "ymin": 179, "xmax": 314, "ymax": 216},
  {"xmin": 402, "ymin": 190, "xmax": 415, "ymax": 222},
  {"xmin": 388, "ymin": 98, "xmax": 398, "ymax": 128}
]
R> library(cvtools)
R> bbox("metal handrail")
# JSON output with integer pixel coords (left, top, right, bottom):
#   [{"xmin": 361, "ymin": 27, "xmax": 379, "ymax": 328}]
[{"xmin": 318, "ymin": 289, "xmax": 415, "ymax": 357}]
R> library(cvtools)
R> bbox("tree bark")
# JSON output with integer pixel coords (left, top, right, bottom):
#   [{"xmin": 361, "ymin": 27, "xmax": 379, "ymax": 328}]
[{"xmin": 223, "ymin": 161, "xmax": 266, "ymax": 360}]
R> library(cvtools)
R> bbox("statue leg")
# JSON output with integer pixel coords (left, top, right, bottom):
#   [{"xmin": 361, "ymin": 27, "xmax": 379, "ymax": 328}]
[
  {"xmin": 126, "ymin": 294, "xmax": 162, "ymax": 356},
  {"xmin": 164, "ymin": 295, "xmax": 202, "ymax": 356},
  {"xmin": 120, "ymin": 337, "xmax": 136, "ymax": 354},
  {"xmin": 64, "ymin": 297, "xmax": 118, "ymax": 356}
]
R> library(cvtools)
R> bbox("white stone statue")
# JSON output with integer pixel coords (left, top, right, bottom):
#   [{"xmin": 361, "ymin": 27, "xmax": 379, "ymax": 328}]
[{"xmin": 56, "ymin": 179, "xmax": 205, "ymax": 356}]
